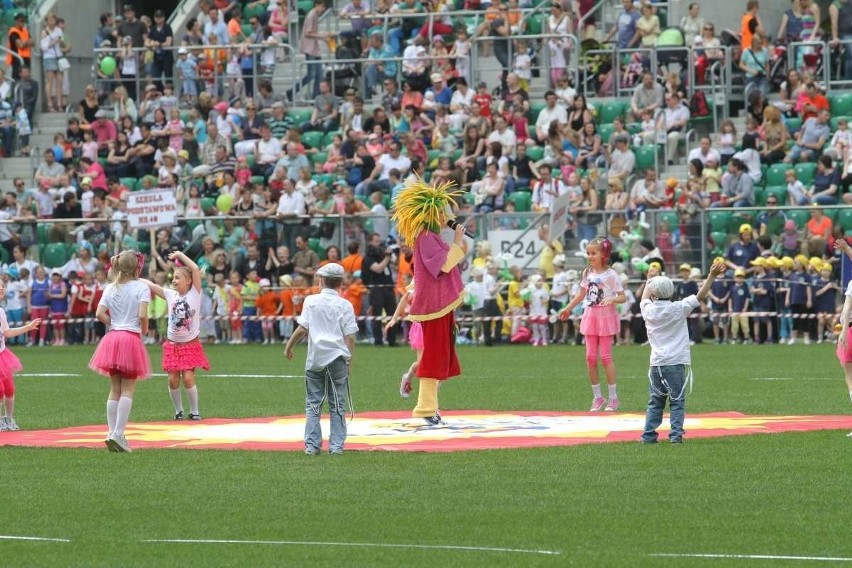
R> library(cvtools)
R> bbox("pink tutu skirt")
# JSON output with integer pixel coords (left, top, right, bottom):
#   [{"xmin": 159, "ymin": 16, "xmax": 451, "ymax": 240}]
[
  {"xmin": 89, "ymin": 330, "xmax": 152, "ymax": 380},
  {"xmin": 409, "ymin": 321, "xmax": 424, "ymax": 350},
  {"xmin": 837, "ymin": 328, "xmax": 852, "ymax": 365},
  {"xmin": 163, "ymin": 339, "xmax": 211, "ymax": 372},
  {"xmin": 0, "ymin": 348, "xmax": 23, "ymax": 382},
  {"xmin": 580, "ymin": 305, "xmax": 620, "ymax": 337}
]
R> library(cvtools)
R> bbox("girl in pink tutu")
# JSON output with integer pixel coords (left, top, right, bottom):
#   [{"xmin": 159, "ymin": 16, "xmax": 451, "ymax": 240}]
[
  {"xmin": 141, "ymin": 251, "xmax": 209, "ymax": 421},
  {"xmin": 559, "ymin": 238, "xmax": 626, "ymax": 412},
  {"xmin": 0, "ymin": 280, "xmax": 42, "ymax": 432},
  {"xmin": 89, "ymin": 250, "xmax": 151, "ymax": 453},
  {"xmin": 834, "ymin": 240, "xmax": 852, "ymax": 436},
  {"xmin": 385, "ymin": 282, "xmax": 423, "ymax": 399}
]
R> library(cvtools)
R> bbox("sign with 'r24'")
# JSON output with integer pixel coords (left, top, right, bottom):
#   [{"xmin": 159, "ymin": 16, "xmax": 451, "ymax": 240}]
[{"xmin": 488, "ymin": 230, "xmax": 541, "ymax": 269}]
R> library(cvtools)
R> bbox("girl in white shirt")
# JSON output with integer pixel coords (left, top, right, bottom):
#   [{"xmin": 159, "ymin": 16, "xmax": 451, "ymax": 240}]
[
  {"xmin": 0, "ymin": 280, "xmax": 42, "ymax": 432},
  {"xmin": 88, "ymin": 250, "xmax": 151, "ymax": 453},
  {"xmin": 142, "ymin": 251, "xmax": 209, "ymax": 421}
]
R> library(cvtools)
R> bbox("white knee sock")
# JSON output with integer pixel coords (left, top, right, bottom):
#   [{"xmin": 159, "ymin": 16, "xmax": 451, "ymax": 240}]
[
  {"xmin": 106, "ymin": 399, "xmax": 118, "ymax": 435},
  {"xmin": 4, "ymin": 397, "xmax": 13, "ymax": 420},
  {"xmin": 608, "ymin": 384, "xmax": 618, "ymax": 399},
  {"xmin": 114, "ymin": 396, "xmax": 133, "ymax": 437},
  {"xmin": 186, "ymin": 386, "xmax": 199, "ymax": 415},
  {"xmin": 169, "ymin": 389, "xmax": 183, "ymax": 413},
  {"xmin": 592, "ymin": 384, "xmax": 602, "ymax": 398}
]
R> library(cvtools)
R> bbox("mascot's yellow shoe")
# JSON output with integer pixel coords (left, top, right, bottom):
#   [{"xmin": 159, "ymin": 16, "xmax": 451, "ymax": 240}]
[{"xmin": 412, "ymin": 378, "xmax": 442, "ymax": 424}]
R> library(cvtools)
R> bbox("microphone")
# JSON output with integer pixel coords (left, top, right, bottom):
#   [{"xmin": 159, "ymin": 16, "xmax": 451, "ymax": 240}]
[{"xmin": 447, "ymin": 218, "xmax": 475, "ymax": 239}]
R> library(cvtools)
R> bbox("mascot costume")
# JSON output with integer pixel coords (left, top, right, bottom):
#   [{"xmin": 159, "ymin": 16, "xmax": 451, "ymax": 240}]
[{"xmin": 392, "ymin": 178, "xmax": 467, "ymax": 425}]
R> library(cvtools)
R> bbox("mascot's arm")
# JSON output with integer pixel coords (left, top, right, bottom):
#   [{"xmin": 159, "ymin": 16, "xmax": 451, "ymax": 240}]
[
  {"xmin": 441, "ymin": 244, "xmax": 465, "ymax": 273},
  {"xmin": 418, "ymin": 232, "xmax": 464, "ymax": 278}
]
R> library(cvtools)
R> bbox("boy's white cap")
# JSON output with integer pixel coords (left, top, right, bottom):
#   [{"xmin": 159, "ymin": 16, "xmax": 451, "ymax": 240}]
[
  {"xmin": 648, "ymin": 276, "xmax": 674, "ymax": 299},
  {"xmin": 258, "ymin": 278, "xmax": 271, "ymax": 287},
  {"xmin": 528, "ymin": 274, "xmax": 542, "ymax": 284},
  {"xmin": 565, "ymin": 269, "xmax": 578, "ymax": 281},
  {"xmin": 316, "ymin": 263, "xmax": 344, "ymax": 278},
  {"xmin": 552, "ymin": 254, "xmax": 566, "ymax": 267},
  {"xmin": 689, "ymin": 267, "xmax": 701, "ymax": 279},
  {"xmin": 470, "ymin": 266, "xmax": 484, "ymax": 277}
]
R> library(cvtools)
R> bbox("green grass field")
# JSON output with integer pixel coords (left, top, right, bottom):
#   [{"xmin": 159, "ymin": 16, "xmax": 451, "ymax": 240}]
[{"xmin": 1, "ymin": 343, "xmax": 851, "ymax": 567}]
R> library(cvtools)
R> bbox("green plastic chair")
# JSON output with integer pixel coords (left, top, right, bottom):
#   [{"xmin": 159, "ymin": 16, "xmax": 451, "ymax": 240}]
[
  {"xmin": 829, "ymin": 93, "xmax": 852, "ymax": 117},
  {"xmin": 597, "ymin": 101, "xmax": 625, "ymax": 125},
  {"xmin": 764, "ymin": 185, "xmax": 787, "ymax": 205},
  {"xmin": 41, "ymin": 243, "xmax": 69, "ymax": 268},
  {"xmin": 654, "ymin": 211, "xmax": 679, "ymax": 229},
  {"xmin": 765, "ymin": 163, "xmax": 793, "ymax": 187},
  {"xmin": 526, "ymin": 146, "xmax": 544, "ymax": 161},
  {"xmin": 322, "ymin": 131, "xmax": 342, "ymax": 148},
  {"xmin": 37, "ymin": 223, "xmax": 50, "ymax": 245},
  {"xmin": 526, "ymin": 13, "xmax": 543, "ymax": 35},
  {"xmin": 119, "ymin": 177, "xmax": 137, "ymax": 192},
  {"xmin": 710, "ymin": 231, "xmax": 728, "ymax": 248},
  {"xmin": 785, "ymin": 117, "xmax": 803, "ymax": 134},
  {"xmin": 633, "ymin": 144, "xmax": 656, "ymax": 171},
  {"xmin": 250, "ymin": 175, "xmax": 265, "ymax": 186},
  {"xmin": 838, "ymin": 208, "xmax": 852, "ymax": 232},
  {"xmin": 245, "ymin": 154, "xmax": 256, "ymax": 169},
  {"xmin": 288, "ymin": 109, "xmax": 313, "ymax": 124},
  {"xmin": 201, "ymin": 197, "xmax": 216, "ymax": 213},
  {"xmin": 598, "ymin": 123, "xmax": 615, "ymax": 145},
  {"xmin": 508, "ymin": 192, "xmax": 531, "ymax": 212},
  {"xmin": 311, "ymin": 151, "xmax": 328, "ymax": 165},
  {"xmin": 708, "ymin": 211, "xmax": 732, "ymax": 232},
  {"xmin": 788, "ymin": 209, "xmax": 809, "ymax": 229},
  {"xmin": 527, "ymin": 100, "xmax": 547, "ymax": 124},
  {"xmin": 794, "ymin": 162, "xmax": 817, "ymax": 185},
  {"xmin": 301, "ymin": 131, "xmax": 324, "ymax": 150}
]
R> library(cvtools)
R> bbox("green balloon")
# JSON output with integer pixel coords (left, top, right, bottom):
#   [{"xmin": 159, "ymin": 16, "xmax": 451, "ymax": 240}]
[
  {"xmin": 216, "ymin": 194, "xmax": 234, "ymax": 213},
  {"xmin": 100, "ymin": 56, "xmax": 117, "ymax": 76}
]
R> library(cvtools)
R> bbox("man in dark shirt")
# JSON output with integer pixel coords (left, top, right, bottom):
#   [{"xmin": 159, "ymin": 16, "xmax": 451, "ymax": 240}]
[
  {"xmin": 147, "ymin": 9, "xmax": 174, "ymax": 88},
  {"xmin": 118, "ymin": 4, "xmax": 147, "ymax": 48},
  {"xmin": 127, "ymin": 123, "xmax": 157, "ymax": 177},
  {"xmin": 361, "ymin": 232, "xmax": 398, "ymax": 346},
  {"xmin": 54, "ymin": 192, "xmax": 83, "ymax": 219},
  {"xmin": 15, "ymin": 66, "xmax": 38, "ymax": 122}
]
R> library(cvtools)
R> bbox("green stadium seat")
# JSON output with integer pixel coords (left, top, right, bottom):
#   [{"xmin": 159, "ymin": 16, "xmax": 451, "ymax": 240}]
[
  {"xmin": 597, "ymin": 101, "xmax": 625, "ymax": 125},
  {"xmin": 311, "ymin": 151, "xmax": 328, "ymax": 165},
  {"xmin": 451, "ymin": 149, "xmax": 464, "ymax": 163},
  {"xmin": 785, "ymin": 117, "xmax": 803, "ymax": 133},
  {"xmin": 710, "ymin": 231, "xmax": 729, "ymax": 248},
  {"xmin": 245, "ymin": 154, "xmax": 256, "ymax": 168},
  {"xmin": 201, "ymin": 197, "xmax": 216, "ymax": 213},
  {"xmin": 42, "ymin": 243, "xmax": 69, "ymax": 268},
  {"xmin": 119, "ymin": 177, "xmax": 137, "ymax": 192},
  {"xmin": 633, "ymin": 144, "xmax": 656, "ymax": 171},
  {"xmin": 794, "ymin": 162, "xmax": 817, "ymax": 185},
  {"xmin": 427, "ymin": 149, "xmax": 441, "ymax": 168},
  {"xmin": 288, "ymin": 109, "xmax": 312, "ymax": 124},
  {"xmin": 839, "ymin": 208, "xmax": 852, "ymax": 232},
  {"xmin": 297, "ymin": 0, "xmax": 313, "ymax": 15},
  {"xmin": 829, "ymin": 93, "xmax": 852, "ymax": 117},
  {"xmin": 308, "ymin": 238, "xmax": 323, "ymax": 255},
  {"xmin": 831, "ymin": 116, "xmax": 850, "ymax": 132},
  {"xmin": 765, "ymin": 163, "xmax": 793, "ymax": 186},
  {"xmin": 764, "ymin": 185, "xmax": 788, "ymax": 205},
  {"xmin": 322, "ymin": 131, "xmax": 342, "ymax": 148},
  {"xmin": 250, "ymin": 175, "xmax": 265, "ymax": 186},
  {"xmin": 788, "ymin": 209, "xmax": 809, "ymax": 229},
  {"xmin": 528, "ymin": 100, "xmax": 547, "ymax": 124},
  {"xmin": 753, "ymin": 187, "xmax": 765, "ymax": 206},
  {"xmin": 727, "ymin": 213, "xmax": 752, "ymax": 235},
  {"xmin": 0, "ymin": 247, "xmax": 8, "ymax": 265},
  {"xmin": 526, "ymin": 146, "xmax": 544, "ymax": 161},
  {"xmin": 708, "ymin": 211, "xmax": 732, "ymax": 232},
  {"xmin": 37, "ymin": 223, "xmax": 50, "ymax": 245},
  {"xmin": 598, "ymin": 123, "xmax": 615, "ymax": 145},
  {"xmin": 525, "ymin": 13, "xmax": 543, "ymax": 35},
  {"xmin": 655, "ymin": 211, "xmax": 679, "ymax": 230},
  {"xmin": 507, "ymin": 191, "xmax": 531, "ymax": 212},
  {"xmin": 301, "ymin": 131, "xmax": 324, "ymax": 150}
]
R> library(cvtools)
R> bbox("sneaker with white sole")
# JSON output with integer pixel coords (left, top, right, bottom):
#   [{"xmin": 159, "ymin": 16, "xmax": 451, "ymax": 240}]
[
  {"xmin": 112, "ymin": 434, "xmax": 132, "ymax": 453},
  {"xmin": 174, "ymin": 410, "xmax": 184, "ymax": 420},
  {"xmin": 0, "ymin": 417, "xmax": 9, "ymax": 432},
  {"xmin": 399, "ymin": 371, "xmax": 412, "ymax": 398},
  {"xmin": 590, "ymin": 397, "xmax": 607, "ymax": 411},
  {"xmin": 5, "ymin": 418, "xmax": 19, "ymax": 431},
  {"xmin": 104, "ymin": 435, "xmax": 119, "ymax": 452},
  {"xmin": 604, "ymin": 398, "xmax": 619, "ymax": 412},
  {"xmin": 188, "ymin": 413, "xmax": 201, "ymax": 421}
]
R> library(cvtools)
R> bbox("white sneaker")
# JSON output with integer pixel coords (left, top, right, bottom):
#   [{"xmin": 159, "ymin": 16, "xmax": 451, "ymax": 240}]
[
  {"xmin": 399, "ymin": 371, "xmax": 412, "ymax": 398},
  {"xmin": 112, "ymin": 434, "xmax": 132, "ymax": 453},
  {"xmin": 804, "ymin": 337, "xmax": 812, "ymax": 345},
  {"xmin": 5, "ymin": 418, "xmax": 19, "ymax": 431},
  {"xmin": 847, "ymin": 431, "xmax": 852, "ymax": 437},
  {"xmin": 0, "ymin": 417, "xmax": 9, "ymax": 432},
  {"xmin": 787, "ymin": 338, "xmax": 796, "ymax": 345}
]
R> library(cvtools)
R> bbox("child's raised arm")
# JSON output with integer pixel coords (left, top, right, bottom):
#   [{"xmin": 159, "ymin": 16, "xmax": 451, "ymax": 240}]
[
  {"xmin": 385, "ymin": 292, "xmax": 411, "ymax": 334},
  {"xmin": 2, "ymin": 318, "xmax": 41, "ymax": 339},
  {"xmin": 834, "ymin": 239, "xmax": 852, "ymax": 261},
  {"xmin": 169, "ymin": 251, "xmax": 202, "ymax": 291},
  {"xmin": 139, "ymin": 278, "xmax": 166, "ymax": 299},
  {"xmin": 697, "ymin": 261, "xmax": 726, "ymax": 302}
]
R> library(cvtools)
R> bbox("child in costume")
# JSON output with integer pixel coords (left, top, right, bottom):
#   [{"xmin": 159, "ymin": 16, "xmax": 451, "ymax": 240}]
[
  {"xmin": 0, "ymin": 279, "xmax": 41, "ymax": 431},
  {"xmin": 559, "ymin": 238, "xmax": 626, "ymax": 411},
  {"xmin": 142, "ymin": 251, "xmax": 210, "ymax": 421},
  {"xmin": 640, "ymin": 261, "xmax": 726, "ymax": 444},
  {"xmin": 833, "ymin": 240, "xmax": 852, "ymax": 435},
  {"xmin": 391, "ymin": 178, "xmax": 468, "ymax": 425},
  {"xmin": 285, "ymin": 263, "xmax": 358, "ymax": 455},
  {"xmin": 89, "ymin": 251, "xmax": 151, "ymax": 453}
]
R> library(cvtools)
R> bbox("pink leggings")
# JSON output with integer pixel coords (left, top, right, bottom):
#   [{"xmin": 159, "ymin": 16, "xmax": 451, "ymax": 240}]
[
  {"xmin": 585, "ymin": 334, "xmax": 614, "ymax": 368},
  {"xmin": 0, "ymin": 374, "xmax": 15, "ymax": 397},
  {"xmin": 30, "ymin": 306, "xmax": 48, "ymax": 342}
]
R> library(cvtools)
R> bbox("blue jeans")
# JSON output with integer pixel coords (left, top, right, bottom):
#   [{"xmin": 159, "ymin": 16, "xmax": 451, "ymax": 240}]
[
  {"xmin": 813, "ymin": 195, "xmax": 838, "ymax": 206},
  {"xmin": 242, "ymin": 306, "xmax": 262, "ymax": 342},
  {"xmin": 295, "ymin": 54, "xmax": 323, "ymax": 99},
  {"xmin": 642, "ymin": 364, "xmax": 687, "ymax": 443},
  {"xmin": 842, "ymin": 35, "xmax": 852, "ymax": 80},
  {"xmin": 305, "ymin": 356, "xmax": 350, "ymax": 453},
  {"xmin": 779, "ymin": 307, "xmax": 792, "ymax": 339},
  {"xmin": 6, "ymin": 308, "xmax": 23, "ymax": 344},
  {"xmin": 0, "ymin": 125, "xmax": 14, "ymax": 157}
]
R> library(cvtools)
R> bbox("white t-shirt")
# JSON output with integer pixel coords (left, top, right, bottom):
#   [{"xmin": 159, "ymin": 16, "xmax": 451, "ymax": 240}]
[
  {"xmin": 0, "ymin": 308, "xmax": 8, "ymax": 352},
  {"xmin": 5, "ymin": 280, "xmax": 28, "ymax": 311},
  {"xmin": 581, "ymin": 268, "xmax": 624, "ymax": 307},
  {"xmin": 465, "ymin": 280, "xmax": 486, "ymax": 310},
  {"xmin": 297, "ymin": 288, "xmax": 358, "ymax": 371},
  {"xmin": 529, "ymin": 287, "xmax": 550, "ymax": 316},
  {"xmin": 378, "ymin": 153, "xmax": 411, "ymax": 180},
  {"xmin": 164, "ymin": 286, "xmax": 201, "ymax": 342},
  {"xmin": 640, "ymin": 295, "xmax": 700, "ymax": 366},
  {"xmin": 99, "ymin": 280, "xmax": 151, "ymax": 333}
]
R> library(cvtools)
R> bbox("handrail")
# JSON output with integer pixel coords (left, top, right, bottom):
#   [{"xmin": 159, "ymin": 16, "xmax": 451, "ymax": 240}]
[
  {"xmin": 0, "ymin": 45, "xmax": 24, "ymax": 66},
  {"xmin": 470, "ymin": 32, "xmax": 580, "ymax": 90},
  {"xmin": 786, "ymin": 40, "xmax": 831, "ymax": 88}
]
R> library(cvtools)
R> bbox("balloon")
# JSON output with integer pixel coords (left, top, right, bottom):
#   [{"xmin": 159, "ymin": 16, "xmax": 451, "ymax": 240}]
[
  {"xmin": 100, "ymin": 56, "xmax": 117, "ymax": 75},
  {"xmin": 216, "ymin": 194, "xmax": 234, "ymax": 213}
]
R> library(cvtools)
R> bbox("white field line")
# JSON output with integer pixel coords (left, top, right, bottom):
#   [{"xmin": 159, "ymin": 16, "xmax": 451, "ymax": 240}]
[
  {"xmin": 650, "ymin": 553, "xmax": 852, "ymax": 562},
  {"xmin": 748, "ymin": 377, "xmax": 836, "ymax": 381},
  {"xmin": 0, "ymin": 535, "xmax": 70, "ymax": 542},
  {"xmin": 142, "ymin": 539, "xmax": 561, "ymax": 556}
]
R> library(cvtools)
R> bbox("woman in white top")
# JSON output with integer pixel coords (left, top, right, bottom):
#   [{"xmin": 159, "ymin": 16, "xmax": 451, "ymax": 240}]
[
  {"xmin": 546, "ymin": 3, "xmax": 571, "ymax": 87},
  {"xmin": 636, "ymin": 3, "xmax": 660, "ymax": 48},
  {"xmin": 679, "ymin": 3, "xmax": 704, "ymax": 47},
  {"xmin": 474, "ymin": 161, "xmax": 506, "ymax": 213},
  {"xmin": 88, "ymin": 250, "xmax": 152, "ymax": 453},
  {"xmin": 39, "ymin": 12, "xmax": 64, "ymax": 112}
]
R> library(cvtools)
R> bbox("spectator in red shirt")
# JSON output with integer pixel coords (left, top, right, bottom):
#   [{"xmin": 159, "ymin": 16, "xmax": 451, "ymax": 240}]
[
  {"xmin": 796, "ymin": 82, "xmax": 829, "ymax": 122},
  {"xmin": 90, "ymin": 110, "xmax": 117, "ymax": 154}
]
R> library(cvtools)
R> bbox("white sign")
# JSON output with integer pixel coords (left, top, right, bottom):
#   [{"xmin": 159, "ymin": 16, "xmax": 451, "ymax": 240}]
[
  {"xmin": 127, "ymin": 189, "xmax": 178, "ymax": 230},
  {"xmin": 488, "ymin": 229, "xmax": 540, "ymax": 269},
  {"xmin": 549, "ymin": 193, "xmax": 572, "ymax": 242}
]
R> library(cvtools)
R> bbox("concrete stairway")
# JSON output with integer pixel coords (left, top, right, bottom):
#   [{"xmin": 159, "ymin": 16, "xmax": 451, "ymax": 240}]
[{"xmin": 0, "ymin": 110, "xmax": 69, "ymax": 191}]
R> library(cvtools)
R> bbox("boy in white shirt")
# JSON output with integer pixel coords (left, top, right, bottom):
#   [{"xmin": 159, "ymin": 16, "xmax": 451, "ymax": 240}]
[
  {"xmin": 465, "ymin": 267, "xmax": 487, "ymax": 344},
  {"xmin": 512, "ymin": 39, "xmax": 532, "ymax": 90},
  {"xmin": 824, "ymin": 117, "xmax": 852, "ymax": 162},
  {"xmin": 286, "ymin": 263, "xmax": 358, "ymax": 455},
  {"xmin": 639, "ymin": 260, "xmax": 725, "ymax": 444}
]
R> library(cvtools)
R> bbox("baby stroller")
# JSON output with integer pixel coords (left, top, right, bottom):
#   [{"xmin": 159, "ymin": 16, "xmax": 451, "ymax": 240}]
[
  {"xmin": 656, "ymin": 27, "xmax": 688, "ymax": 78},
  {"xmin": 578, "ymin": 38, "xmax": 612, "ymax": 97},
  {"xmin": 324, "ymin": 31, "xmax": 362, "ymax": 97},
  {"xmin": 769, "ymin": 39, "xmax": 789, "ymax": 91}
]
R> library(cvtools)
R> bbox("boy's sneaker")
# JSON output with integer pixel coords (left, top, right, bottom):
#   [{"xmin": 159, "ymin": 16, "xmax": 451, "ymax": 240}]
[
  {"xmin": 423, "ymin": 412, "xmax": 444, "ymax": 426},
  {"xmin": 174, "ymin": 411, "xmax": 184, "ymax": 420},
  {"xmin": 846, "ymin": 431, "xmax": 852, "ymax": 437},
  {"xmin": 804, "ymin": 337, "xmax": 812, "ymax": 345},
  {"xmin": 399, "ymin": 371, "xmax": 412, "ymax": 398},
  {"xmin": 104, "ymin": 436, "xmax": 119, "ymax": 452},
  {"xmin": 604, "ymin": 398, "xmax": 619, "ymax": 412},
  {"xmin": 5, "ymin": 419, "xmax": 19, "ymax": 431},
  {"xmin": 188, "ymin": 413, "xmax": 201, "ymax": 421},
  {"xmin": 589, "ymin": 397, "xmax": 607, "ymax": 411},
  {"xmin": 112, "ymin": 435, "xmax": 132, "ymax": 453}
]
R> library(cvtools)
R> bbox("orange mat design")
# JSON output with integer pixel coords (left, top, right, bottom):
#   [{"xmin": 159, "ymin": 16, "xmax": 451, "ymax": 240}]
[{"xmin": 1, "ymin": 411, "xmax": 850, "ymax": 452}]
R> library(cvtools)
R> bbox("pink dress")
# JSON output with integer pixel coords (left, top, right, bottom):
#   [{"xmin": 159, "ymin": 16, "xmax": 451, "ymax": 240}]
[
  {"xmin": 579, "ymin": 267, "xmax": 623, "ymax": 337},
  {"xmin": 88, "ymin": 281, "xmax": 152, "ymax": 380},
  {"xmin": 837, "ymin": 327, "xmax": 852, "ymax": 365},
  {"xmin": 0, "ymin": 309, "xmax": 22, "ymax": 383}
]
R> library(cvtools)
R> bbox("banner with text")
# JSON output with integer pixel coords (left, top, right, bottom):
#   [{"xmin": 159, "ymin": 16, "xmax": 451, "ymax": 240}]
[{"xmin": 127, "ymin": 190, "xmax": 178, "ymax": 230}]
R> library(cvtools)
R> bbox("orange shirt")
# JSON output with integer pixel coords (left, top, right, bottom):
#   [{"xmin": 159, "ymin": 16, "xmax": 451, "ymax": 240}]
[
  {"xmin": 807, "ymin": 216, "xmax": 832, "ymax": 240},
  {"xmin": 279, "ymin": 289, "xmax": 295, "ymax": 316},
  {"xmin": 396, "ymin": 253, "xmax": 413, "ymax": 295},
  {"xmin": 343, "ymin": 282, "xmax": 367, "ymax": 315},
  {"xmin": 341, "ymin": 253, "xmax": 363, "ymax": 274},
  {"xmin": 740, "ymin": 13, "xmax": 756, "ymax": 51},
  {"xmin": 227, "ymin": 19, "xmax": 243, "ymax": 40},
  {"xmin": 256, "ymin": 291, "xmax": 280, "ymax": 317}
]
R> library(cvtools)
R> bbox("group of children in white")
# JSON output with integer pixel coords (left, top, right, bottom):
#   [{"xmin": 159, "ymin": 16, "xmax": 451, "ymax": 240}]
[{"xmin": 4, "ymin": 237, "xmax": 852, "ymax": 450}]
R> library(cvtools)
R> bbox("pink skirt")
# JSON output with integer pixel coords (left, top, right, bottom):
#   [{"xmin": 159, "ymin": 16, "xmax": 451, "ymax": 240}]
[
  {"xmin": 0, "ymin": 348, "xmax": 22, "ymax": 382},
  {"xmin": 162, "ymin": 339, "xmax": 211, "ymax": 372},
  {"xmin": 580, "ymin": 305, "xmax": 620, "ymax": 337},
  {"xmin": 89, "ymin": 330, "xmax": 152, "ymax": 380},
  {"xmin": 837, "ymin": 328, "xmax": 852, "ymax": 365},
  {"xmin": 409, "ymin": 321, "xmax": 424, "ymax": 351}
]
